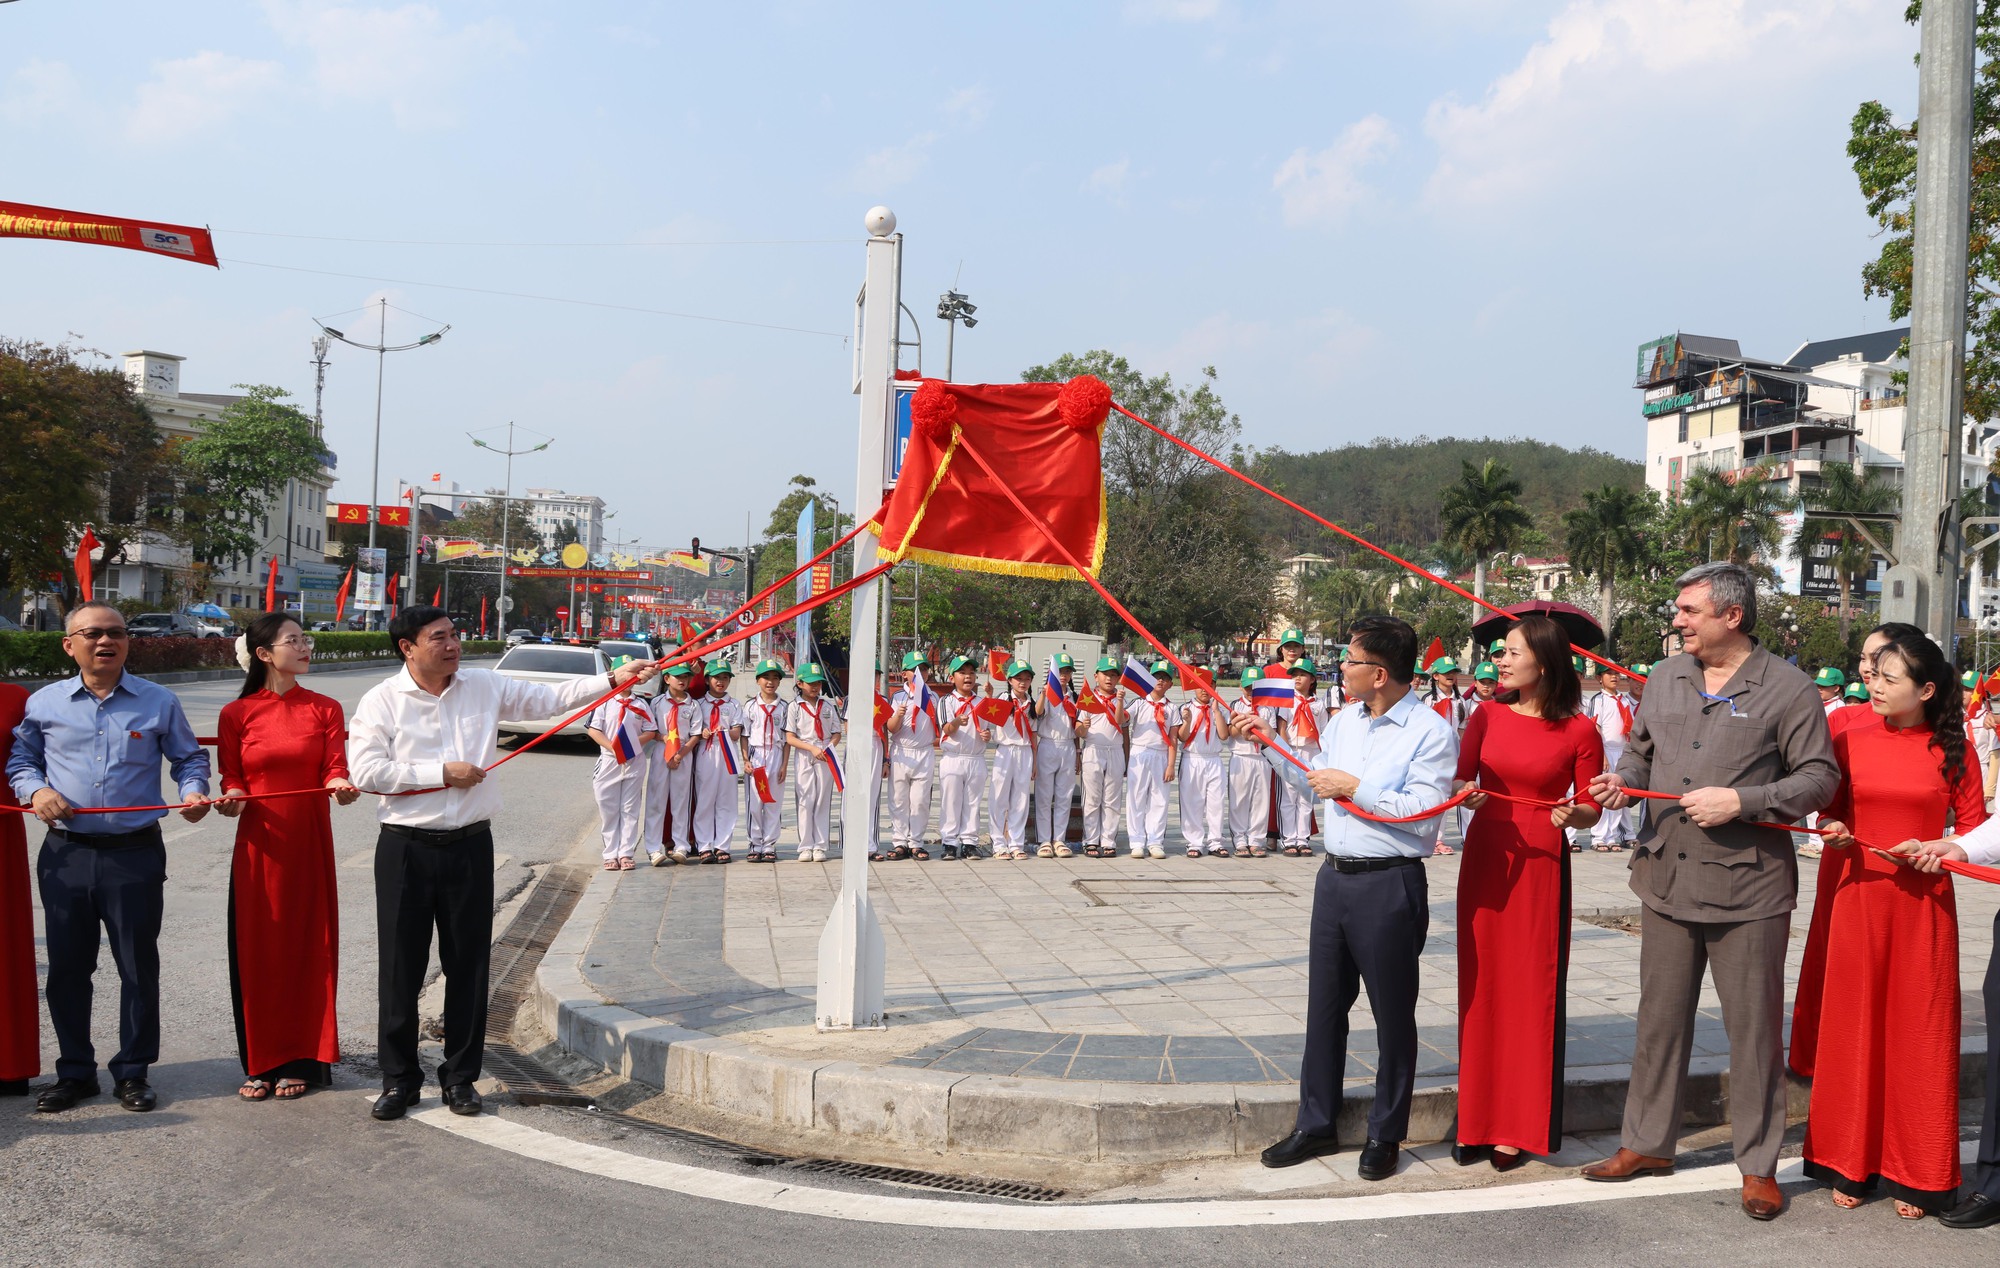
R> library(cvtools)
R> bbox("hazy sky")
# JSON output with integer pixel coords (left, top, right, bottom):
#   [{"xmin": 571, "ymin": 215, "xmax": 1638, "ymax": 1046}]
[{"xmin": 1, "ymin": 1, "xmax": 1915, "ymax": 552}]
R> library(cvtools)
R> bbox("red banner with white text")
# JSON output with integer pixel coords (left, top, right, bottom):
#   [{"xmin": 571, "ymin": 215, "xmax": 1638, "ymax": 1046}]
[{"xmin": 0, "ymin": 200, "xmax": 219, "ymax": 268}]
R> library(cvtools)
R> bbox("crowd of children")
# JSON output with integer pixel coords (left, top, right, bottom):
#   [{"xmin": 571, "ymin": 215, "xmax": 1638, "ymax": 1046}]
[{"xmin": 584, "ymin": 631, "xmax": 1667, "ymax": 867}]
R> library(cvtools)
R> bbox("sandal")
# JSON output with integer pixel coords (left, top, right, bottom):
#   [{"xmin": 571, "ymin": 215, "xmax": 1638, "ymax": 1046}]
[
  {"xmin": 1084, "ymin": 844, "xmax": 1101, "ymax": 857},
  {"xmin": 239, "ymin": 1078, "xmax": 272, "ymax": 1102},
  {"xmin": 1434, "ymin": 844, "xmax": 1456, "ymax": 855},
  {"xmin": 273, "ymin": 1078, "xmax": 309, "ymax": 1101},
  {"xmin": 1250, "ymin": 845, "xmax": 1269, "ymax": 857},
  {"xmin": 1037, "ymin": 844, "xmax": 1056, "ymax": 859},
  {"xmin": 618, "ymin": 857, "xmax": 636, "ymax": 870},
  {"xmin": 913, "ymin": 846, "xmax": 930, "ymax": 860},
  {"xmin": 603, "ymin": 859, "xmax": 620, "ymax": 870},
  {"xmin": 888, "ymin": 845, "xmax": 913, "ymax": 861},
  {"xmin": 1282, "ymin": 845, "xmax": 1302, "ymax": 857},
  {"xmin": 1592, "ymin": 843, "xmax": 1618, "ymax": 853},
  {"xmin": 1832, "ymin": 1192, "xmax": 1862, "ymax": 1210},
  {"xmin": 1894, "ymin": 1200, "xmax": 1925, "ymax": 1220},
  {"xmin": 1187, "ymin": 847, "xmax": 1202, "ymax": 858},
  {"xmin": 696, "ymin": 850, "xmax": 717, "ymax": 864},
  {"xmin": 715, "ymin": 849, "xmax": 732, "ymax": 864}
]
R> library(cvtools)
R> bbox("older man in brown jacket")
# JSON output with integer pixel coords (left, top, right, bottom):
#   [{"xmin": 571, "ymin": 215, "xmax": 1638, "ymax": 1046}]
[{"xmin": 1584, "ymin": 562, "xmax": 1839, "ymax": 1220}]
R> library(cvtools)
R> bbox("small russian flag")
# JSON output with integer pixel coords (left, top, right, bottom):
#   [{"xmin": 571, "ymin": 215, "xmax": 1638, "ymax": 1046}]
[
  {"xmin": 715, "ymin": 732, "xmax": 740, "ymax": 776},
  {"xmin": 1045, "ymin": 656, "xmax": 1078, "ymax": 720},
  {"xmin": 822, "ymin": 745, "xmax": 845, "ymax": 792},
  {"xmin": 1251, "ymin": 675, "xmax": 1296, "ymax": 707},
  {"xmin": 913, "ymin": 675, "xmax": 938, "ymax": 722},
  {"xmin": 612, "ymin": 726, "xmax": 639, "ymax": 765},
  {"xmin": 1119, "ymin": 654, "xmax": 1157, "ymax": 696}
]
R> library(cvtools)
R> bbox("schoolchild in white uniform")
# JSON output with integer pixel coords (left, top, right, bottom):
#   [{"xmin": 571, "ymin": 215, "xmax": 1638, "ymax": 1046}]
[
  {"xmin": 1227, "ymin": 667, "xmax": 1272, "ymax": 857},
  {"xmin": 1033, "ymin": 653, "xmax": 1080, "ymax": 856},
  {"xmin": 785, "ymin": 661, "xmax": 842, "ymax": 863},
  {"xmin": 1125, "ymin": 660, "xmax": 1178, "ymax": 860},
  {"xmin": 936, "ymin": 654, "xmax": 991, "ymax": 860},
  {"xmin": 585, "ymin": 690, "xmax": 656, "ymax": 869},
  {"xmin": 1078, "ymin": 656, "xmax": 1127, "ymax": 858},
  {"xmin": 740, "ymin": 658, "xmax": 790, "ymax": 863},
  {"xmin": 1176, "ymin": 672, "xmax": 1228, "ymax": 857},
  {"xmin": 1276, "ymin": 657, "xmax": 1332, "ymax": 856},
  {"xmin": 646, "ymin": 662, "xmax": 704, "ymax": 866},
  {"xmin": 988, "ymin": 659, "xmax": 1038, "ymax": 859},
  {"xmin": 1584, "ymin": 666, "xmax": 1640, "ymax": 852},
  {"xmin": 691, "ymin": 660, "xmax": 745, "ymax": 863},
  {"xmin": 885, "ymin": 651, "xmax": 938, "ymax": 861}
]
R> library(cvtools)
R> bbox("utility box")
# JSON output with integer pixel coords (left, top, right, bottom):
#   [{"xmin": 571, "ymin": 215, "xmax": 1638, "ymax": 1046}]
[
  {"xmin": 1879, "ymin": 563, "xmax": 1925, "ymax": 629},
  {"xmin": 1013, "ymin": 629, "xmax": 1104, "ymax": 673}
]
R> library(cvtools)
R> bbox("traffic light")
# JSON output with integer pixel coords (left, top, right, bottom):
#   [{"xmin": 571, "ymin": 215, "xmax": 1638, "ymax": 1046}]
[{"xmin": 690, "ymin": 536, "xmax": 701, "ymax": 556}]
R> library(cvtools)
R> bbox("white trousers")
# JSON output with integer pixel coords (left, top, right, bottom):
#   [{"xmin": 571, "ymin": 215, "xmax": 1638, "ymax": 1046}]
[
  {"xmin": 743, "ymin": 745, "xmax": 785, "ymax": 850},
  {"xmin": 593, "ymin": 757, "xmax": 645, "ymax": 860},
  {"xmin": 988, "ymin": 745, "xmax": 1034, "ymax": 851},
  {"xmin": 692, "ymin": 743, "xmax": 739, "ymax": 850},
  {"xmin": 1126, "ymin": 749, "xmax": 1169, "ymax": 850},
  {"xmin": 1033, "ymin": 738, "xmax": 1078, "ymax": 844},
  {"xmin": 656, "ymin": 755, "xmax": 695, "ymax": 854},
  {"xmin": 1227, "ymin": 750, "xmax": 1269, "ymax": 850},
  {"xmin": 1276, "ymin": 773, "xmax": 1315, "ymax": 851},
  {"xmin": 1178, "ymin": 752, "xmax": 1226, "ymax": 852},
  {"xmin": 1591, "ymin": 741, "xmax": 1634, "ymax": 844},
  {"xmin": 794, "ymin": 751, "xmax": 833, "ymax": 853},
  {"xmin": 939, "ymin": 754, "xmax": 983, "ymax": 845},
  {"xmin": 1080, "ymin": 744, "xmax": 1125, "ymax": 847},
  {"xmin": 889, "ymin": 746, "xmax": 935, "ymax": 849}
]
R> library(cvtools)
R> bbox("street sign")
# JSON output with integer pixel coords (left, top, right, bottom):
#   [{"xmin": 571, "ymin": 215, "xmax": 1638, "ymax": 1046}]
[
  {"xmin": 888, "ymin": 381, "xmax": 915, "ymax": 487},
  {"xmin": 497, "ymin": 595, "xmax": 514, "ymax": 613},
  {"xmin": 556, "ymin": 605, "xmax": 570, "ymax": 619}
]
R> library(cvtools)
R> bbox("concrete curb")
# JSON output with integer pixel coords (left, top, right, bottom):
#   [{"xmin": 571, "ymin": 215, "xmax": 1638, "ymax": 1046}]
[{"xmin": 534, "ymin": 868, "xmax": 1991, "ymax": 1164}]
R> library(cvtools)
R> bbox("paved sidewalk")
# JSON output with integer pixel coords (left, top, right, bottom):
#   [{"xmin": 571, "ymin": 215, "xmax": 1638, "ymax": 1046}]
[{"xmin": 536, "ymin": 756, "xmax": 1996, "ymax": 1163}]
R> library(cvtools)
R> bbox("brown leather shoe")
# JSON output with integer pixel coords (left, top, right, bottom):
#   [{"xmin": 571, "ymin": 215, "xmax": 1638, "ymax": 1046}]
[
  {"xmin": 1580, "ymin": 1147, "xmax": 1675, "ymax": 1182},
  {"xmin": 1741, "ymin": 1175, "xmax": 1784, "ymax": 1221}
]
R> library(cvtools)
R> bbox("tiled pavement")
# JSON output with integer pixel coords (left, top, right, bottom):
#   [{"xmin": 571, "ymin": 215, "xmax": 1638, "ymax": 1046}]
[{"xmin": 570, "ymin": 754, "xmax": 1998, "ymax": 1089}]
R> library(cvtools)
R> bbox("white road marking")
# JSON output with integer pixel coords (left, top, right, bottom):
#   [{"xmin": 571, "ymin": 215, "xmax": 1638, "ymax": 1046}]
[{"xmin": 411, "ymin": 1106, "xmax": 1978, "ymax": 1230}]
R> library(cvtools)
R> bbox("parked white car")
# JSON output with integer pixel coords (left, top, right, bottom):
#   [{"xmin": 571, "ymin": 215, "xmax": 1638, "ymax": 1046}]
[{"xmin": 492, "ymin": 643, "xmax": 612, "ymax": 739}]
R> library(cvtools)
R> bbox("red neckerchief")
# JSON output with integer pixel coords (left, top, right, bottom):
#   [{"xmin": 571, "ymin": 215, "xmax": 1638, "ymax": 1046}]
[
  {"xmin": 801, "ymin": 698, "xmax": 824, "ymax": 739},
  {"xmin": 1012, "ymin": 694, "xmax": 1033, "ymax": 738},
  {"xmin": 1151, "ymin": 697, "xmax": 1171, "ymax": 744},
  {"xmin": 706, "ymin": 695, "xmax": 727, "ymax": 745},
  {"xmin": 1187, "ymin": 700, "xmax": 1212, "ymax": 743},
  {"xmin": 1611, "ymin": 692, "xmax": 1632, "ymax": 736},
  {"xmin": 753, "ymin": 699, "xmax": 781, "ymax": 746}
]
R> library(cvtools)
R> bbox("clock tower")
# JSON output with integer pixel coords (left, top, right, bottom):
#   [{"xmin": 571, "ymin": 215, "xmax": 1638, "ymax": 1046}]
[{"xmin": 123, "ymin": 350, "xmax": 183, "ymax": 398}]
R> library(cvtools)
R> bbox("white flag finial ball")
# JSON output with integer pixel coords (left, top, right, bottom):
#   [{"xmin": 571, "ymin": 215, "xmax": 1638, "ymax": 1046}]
[{"xmin": 864, "ymin": 206, "xmax": 897, "ymax": 238}]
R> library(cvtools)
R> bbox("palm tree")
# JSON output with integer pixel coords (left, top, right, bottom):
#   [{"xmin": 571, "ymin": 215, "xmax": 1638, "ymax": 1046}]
[
  {"xmin": 1563, "ymin": 485, "xmax": 1654, "ymax": 644},
  {"xmin": 1438, "ymin": 459, "xmax": 1534, "ymax": 619},
  {"xmin": 1798, "ymin": 462, "xmax": 1898, "ymax": 642},
  {"xmin": 1678, "ymin": 465, "xmax": 1789, "ymax": 566},
  {"xmin": 1309, "ymin": 567, "xmax": 1389, "ymax": 641}
]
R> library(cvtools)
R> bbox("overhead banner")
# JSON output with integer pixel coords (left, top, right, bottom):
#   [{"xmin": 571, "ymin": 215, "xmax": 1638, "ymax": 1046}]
[
  {"xmin": 0, "ymin": 200, "xmax": 219, "ymax": 268},
  {"xmin": 506, "ymin": 566, "xmax": 656, "ymax": 581}
]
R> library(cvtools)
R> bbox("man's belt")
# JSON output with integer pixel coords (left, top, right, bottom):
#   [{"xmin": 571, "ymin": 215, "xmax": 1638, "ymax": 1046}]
[
  {"xmin": 1324, "ymin": 854, "xmax": 1423, "ymax": 874},
  {"xmin": 48, "ymin": 823, "xmax": 164, "ymax": 847},
  {"xmin": 383, "ymin": 819, "xmax": 491, "ymax": 845}
]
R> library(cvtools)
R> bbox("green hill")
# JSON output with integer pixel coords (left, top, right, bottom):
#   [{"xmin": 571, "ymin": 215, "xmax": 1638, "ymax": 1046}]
[{"xmin": 1241, "ymin": 435, "xmax": 1643, "ymax": 559}]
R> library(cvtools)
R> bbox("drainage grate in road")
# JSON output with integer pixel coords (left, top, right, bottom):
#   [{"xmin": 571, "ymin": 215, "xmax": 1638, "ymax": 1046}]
[
  {"xmin": 785, "ymin": 1159, "xmax": 1066, "ymax": 1202},
  {"xmin": 484, "ymin": 860, "xmax": 594, "ymax": 1101}
]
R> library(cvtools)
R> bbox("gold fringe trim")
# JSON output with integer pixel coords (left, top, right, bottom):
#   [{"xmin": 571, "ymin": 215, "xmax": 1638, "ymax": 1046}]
[{"xmin": 897, "ymin": 545, "xmax": 1089, "ymax": 582}]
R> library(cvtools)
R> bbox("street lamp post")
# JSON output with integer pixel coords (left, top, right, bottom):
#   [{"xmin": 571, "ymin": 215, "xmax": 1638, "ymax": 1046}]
[
  {"xmin": 936, "ymin": 289, "xmax": 977, "ymax": 382},
  {"xmin": 469, "ymin": 423, "xmax": 551, "ymax": 636},
  {"xmin": 316, "ymin": 299, "xmax": 448, "ymax": 629}
]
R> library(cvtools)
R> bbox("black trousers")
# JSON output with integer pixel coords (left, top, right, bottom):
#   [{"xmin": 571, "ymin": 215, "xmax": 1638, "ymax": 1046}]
[
  {"xmin": 1972, "ymin": 909, "xmax": 2000, "ymax": 1201},
  {"xmin": 36, "ymin": 826, "xmax": 166, "ymax": 1085},
  {"xmin": 375, "ymin": 823, "xmax": 493, "ymax": 1092},
  {"xmin": 1295, "ymin": 859, "xmax": 1429, "ymax": 1143}
]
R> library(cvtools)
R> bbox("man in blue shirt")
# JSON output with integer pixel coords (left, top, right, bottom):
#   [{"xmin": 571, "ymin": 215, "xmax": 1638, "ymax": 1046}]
[
  {"xmin": 7, "ymin": 602, "xmax": 211, "ymax": 1113},
  {"xmin": 1236, "ymin": 614, "xmax": 1457, "ymax": 1181}
]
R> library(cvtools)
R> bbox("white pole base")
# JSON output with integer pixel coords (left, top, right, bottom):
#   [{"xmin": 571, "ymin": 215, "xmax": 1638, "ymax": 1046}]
[{"xmin": 814, "ymin": 885, "xmax": 887, "ymax": 1031}]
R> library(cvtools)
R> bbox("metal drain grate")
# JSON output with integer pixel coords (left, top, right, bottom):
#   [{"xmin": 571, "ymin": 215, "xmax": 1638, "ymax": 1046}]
[
  {"xmin": 785, "ymin": 1159, "xmax": 1066, "ymax": 1202},
  {"xmin": 484, "ymin": 860, "xmax": 594, "ymax": 1100}
]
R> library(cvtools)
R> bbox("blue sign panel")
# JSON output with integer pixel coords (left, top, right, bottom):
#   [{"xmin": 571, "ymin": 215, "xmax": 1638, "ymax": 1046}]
[{"xmin": 889, "ymin": 383, "xmax": 915, "ymax": 486}]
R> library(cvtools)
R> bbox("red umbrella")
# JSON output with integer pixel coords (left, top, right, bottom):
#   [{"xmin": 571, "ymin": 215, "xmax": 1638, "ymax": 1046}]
[{"xmin": 1471, "ymin": 600, "xmax": 1604, "ymax": 651}]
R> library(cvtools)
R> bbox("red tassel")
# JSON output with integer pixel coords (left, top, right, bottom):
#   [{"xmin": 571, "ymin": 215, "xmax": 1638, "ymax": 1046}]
[
  {"xmin": 909, "ymin": 379, "xmax": 958, "ymax": 444},
  {"xmin": 1057, "ymin": 375, "xmax": 1112, "ymax": 431}
]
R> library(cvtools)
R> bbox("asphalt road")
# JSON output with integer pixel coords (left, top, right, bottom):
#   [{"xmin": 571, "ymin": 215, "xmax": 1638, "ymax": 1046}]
[{"xmin": 2, "ymin": 664, "xmax": 1997, "ymax": 1266}]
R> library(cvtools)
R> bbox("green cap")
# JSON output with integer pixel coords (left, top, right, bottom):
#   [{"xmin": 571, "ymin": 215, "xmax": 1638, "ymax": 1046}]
[
  {"xmin": 754, "ymin": 657, "xmax": 785, "ymax": 678},
  {"xmin": 1964, "ymin": 670, "xmax": 1980, "ymax": 690},
  {"xmin": 1629, "ymin": 662, "xmax": 1652, "ymax": 677},
  {"xmin": 1338, "ymin": 646, "xmax": 1351, "ymax": 661},
  {"xmin": 1844, "ymin": 681, "xmax": 1869, "ymax": 701},
  {"xmin": 901, "ymin": 650, "xmax": 929, "ymax": 670},
  {"xmin": 1489, "ymin": 638, "xmax": 1506, "ymax": 653},
  {"xmin": 611, "ymin": 654, "xmax": 633, "ymax": 668},
  {"xmin": 1430, "ymin": 658, "xmax": 1458, "ymax": 675},
  {"xmin": 1240, "ymin": 667, "xmax": 1260, "ymax": 690},
  {"xmin": 796, "ymin": 661, "xmax": 826, "ymax": 685},
  {"xmin": 1474, "ymin": 661, "xmax": 1498, "ymax": 681},
  {"xmin": 1095, "ymin": 655, "xmax": 1119, "ymax": 673},
  {"xmin": 1005, "ymin": 658, "xmax": 1032, "ymax": 678},
  {"xmin": 1151, "ymin": 659, "xmax": 1176, "ymax": 679},
  {"xmin": 945, "ymin": 654, "xmax": 974, "ymax": 675},
  {"xmin": 1053, "ymin": 652, "xmax": 1075, "ymax": 670},
  {"xmin": 1293, "ymin": 657, "xmax": 1319, "ymax": 677},
  {"xmin": 705, "ymin": 659, "xmax": 732, "ymax": 677},
  {"xmin": 1572, "ymin": 654, "xmax": 1586, "ymax": 673},
  {"xmin": 1278, "ymin": 627, "xmax": 1306, "ymax": 648},
  {"xmin": 1814, "ymin": 666, "xmax": 1846, "ymax": 689},
  {"xmin": 665, "ymin": 661, "xmax": 694, "ymax": 678}
]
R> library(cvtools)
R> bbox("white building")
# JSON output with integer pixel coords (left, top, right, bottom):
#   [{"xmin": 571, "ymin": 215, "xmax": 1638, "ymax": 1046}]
[
  {"xmin": 522, "ymin": 487, "xmax": 606, "ymax": 557},
  {"xmin": 109, "ymin": 351, "xmax": 338, "ymax": 614}
]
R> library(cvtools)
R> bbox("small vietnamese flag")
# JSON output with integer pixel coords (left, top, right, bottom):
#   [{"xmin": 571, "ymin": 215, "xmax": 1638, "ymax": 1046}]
[
  {"xmin": 1420, "ymin": 636, "xmax": 1445, "ymax": 673},
  {"xmin": 387, "ymin": 572, "xmax": 399, "ymax": 613},
  {"xmin": 973, "ymin": 696, "xmax": 1014, "ymax": 728},
  {"xmin": 1073, "ymin": 679, "xmax": 1109, "ymax": 716},
  {"xmin": 988, "ymin": 648, "xmax": 1009, "ymax": 682},
  {"xmin": 751, "ymin": 765, "xmax": 776, "ymax": 803},
  {"xmin": 873, "ymin": 692, "xmax": 892, "ymax": 741},
  {"xmin": 74, "ymin": 525, "xmax": 100, "ymax": 600},
  {"xmin": 333, "ymin": 567, "xmax": 354, "ymax": 624}
]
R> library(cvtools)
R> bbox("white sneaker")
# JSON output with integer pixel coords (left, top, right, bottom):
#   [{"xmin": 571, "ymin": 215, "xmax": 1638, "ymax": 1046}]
[
  {"xmin": 812, "ymin": 847, "xmax": 828, "ymax": 862},
  {"xmin": 1129, "ymin": 847, "xmax": 1146, "ymax": 858},
  {"xmin": 648, "ymin": 851, "xmax": 666, "ymax": 867},
  {"xmin": 1147, "ymin": 845, "xmax": 1167, "ymax": 859}
]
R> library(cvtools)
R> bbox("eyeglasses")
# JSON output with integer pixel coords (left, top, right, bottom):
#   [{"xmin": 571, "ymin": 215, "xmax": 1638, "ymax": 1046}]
[
  {"xmin": 69, "ymin": 628, "xmax": 128, "ymax": 641},
  {"xmin": 1342, "ymin": 658, "xmax": 1391, "ymax": 673},
  {"xmin": 274, "ymin": 635, "xmax": 315, "ymax": 651}
]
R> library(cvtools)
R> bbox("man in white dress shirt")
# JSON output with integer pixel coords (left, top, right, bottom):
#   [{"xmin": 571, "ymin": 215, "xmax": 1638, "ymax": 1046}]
[{"xmin": 348, "ymin": 606, "xmax": 655, "ymax": 1121}]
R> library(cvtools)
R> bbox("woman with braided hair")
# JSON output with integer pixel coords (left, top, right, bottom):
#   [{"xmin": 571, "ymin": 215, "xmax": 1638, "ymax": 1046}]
[{"xmin": 1794, "ymin": 630, "xmax": 1985, "ymax": 1219}]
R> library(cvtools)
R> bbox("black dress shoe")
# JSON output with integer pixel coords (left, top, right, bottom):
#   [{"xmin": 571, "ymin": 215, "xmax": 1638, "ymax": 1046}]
[
  {"xmin": 444, "ymin": 1083, "xmax": 483, "ymax": 1117},
  {"xmin": 1941, "ymin": 1192, "xmax": 2000, "ymax": 1229},
  {"xmin": 0, "ymin": 1078, "xmax": 29, "ymax": 1097},
  {"xmin": 1490, "ymin": 1149, "xmax": 1528, "ymax": 1173},
  {"xmin": 1451, "ymin": 1143, "xmax": 1490, "ymax": 1167},
  {"xmin": 1357, "ymin": 1138, "xmax": 1400, "ymax": 1181},
  {"xmin": 371, "ymin": 1086, "xmax": 422, "ymax": 1121},
  {"xmin": 1260, "ymin": 1130, "xmax": 1340, "ymax": 1169},
  {"xmin": 113, "ymin": 1079, "xmax": 156, "ymax": 1112},
  {"xmin": 34, "ymin": 1078, "xmax": 100, "ymax": 1113}
]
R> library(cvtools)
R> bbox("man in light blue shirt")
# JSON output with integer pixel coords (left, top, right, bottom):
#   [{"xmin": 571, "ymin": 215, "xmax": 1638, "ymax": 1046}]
[
  {"xmin": 1238, "ymin": 614, "xmax": 1456, "ymax": 1182},
  {"xmin": 7, "ymin": 602, "xmax": 210, "ymax": 1114}
]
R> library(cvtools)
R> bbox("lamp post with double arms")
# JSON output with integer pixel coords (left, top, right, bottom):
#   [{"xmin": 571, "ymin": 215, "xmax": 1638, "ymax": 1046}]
[
  {"xmin": 469, "ymin": 423, "xmax": 550, "ymax": 636},
  {"xmin": 936, "ymin": 290, "xmax": 976, "ymax": 382}
]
